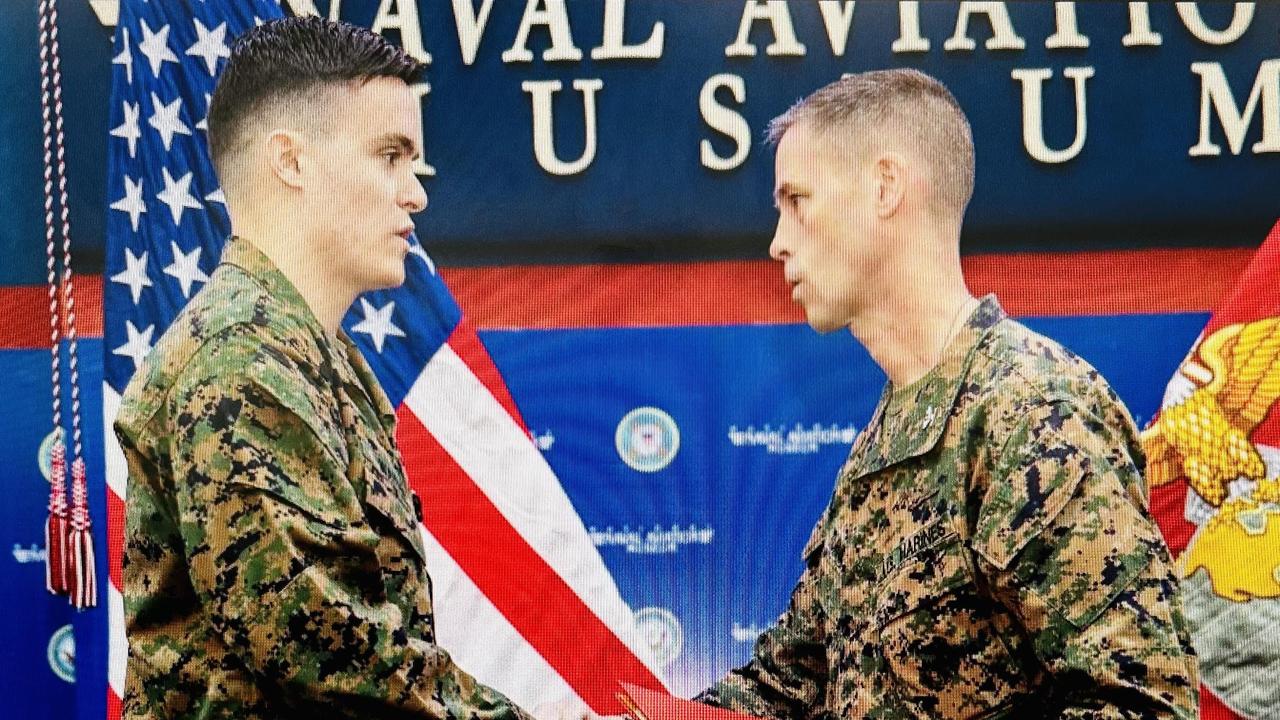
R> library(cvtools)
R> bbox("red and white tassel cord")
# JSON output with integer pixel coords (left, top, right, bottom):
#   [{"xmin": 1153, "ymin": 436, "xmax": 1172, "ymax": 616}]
[
  {"xmin": 45, "ymin": 440, "xmax": 70, "ymax": 596},
  {"xmin": 37, "ymin": 0, "xmax": 96, "ymax": 609},
  {"xmin": 69, "ymin": 457, "xmax": 97, "ymax": 608}
]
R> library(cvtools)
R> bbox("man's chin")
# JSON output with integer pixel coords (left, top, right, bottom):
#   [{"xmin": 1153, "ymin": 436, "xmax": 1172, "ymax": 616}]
[{"xmin": 805, "ymin": 311, "xmax": 839, "ymax": 334}]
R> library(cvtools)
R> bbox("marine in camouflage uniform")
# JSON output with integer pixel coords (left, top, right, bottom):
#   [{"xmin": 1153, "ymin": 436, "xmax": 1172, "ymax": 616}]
[
  {"xmin": 116, "ymin": 236, "xmax": 532, "ymax": 719},
  {"xmin": 697, "ymin": 295, "xmax": 1199, "ymax": 719}
]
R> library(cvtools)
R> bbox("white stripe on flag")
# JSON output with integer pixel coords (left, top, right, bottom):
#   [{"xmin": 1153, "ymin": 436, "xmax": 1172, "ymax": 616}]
[
  {"xmin": 108, "ymin": 583, "xmax": 127, "ymax": 697},
  {"xmin": 104, "ymin": 383, "xmax": 128, "ymax": 706},
  {"xmin": 417, "ymin": 525, "xmax": 577, "ymax": 708},
  {"xmin": 104, "ymin": 385, "xmax": 127, "ymax": 501},
  {"xmin": 403, "ymin": 342, "xmax": 663, "ymax": 678}
]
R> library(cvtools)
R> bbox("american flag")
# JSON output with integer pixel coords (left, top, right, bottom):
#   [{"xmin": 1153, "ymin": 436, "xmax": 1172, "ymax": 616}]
[{"xmin": 101, "ymin": 0, "xmax": 663, "ymax": 716}]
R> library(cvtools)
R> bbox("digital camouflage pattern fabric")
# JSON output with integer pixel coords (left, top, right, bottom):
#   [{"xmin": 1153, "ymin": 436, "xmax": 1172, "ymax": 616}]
[
  {"xmin": 697, "ymin": 295, "xmax": 1199, "ymax": 719},
  {"xmin": 115, "ymin": 237, "xmax": 532, "ymax": 720}
]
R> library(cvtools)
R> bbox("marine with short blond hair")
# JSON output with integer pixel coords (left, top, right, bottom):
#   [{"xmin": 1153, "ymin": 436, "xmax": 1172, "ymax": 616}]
[{"xmin": 696, "ymin": 69, "xmax": 1199, "ymax": 720}]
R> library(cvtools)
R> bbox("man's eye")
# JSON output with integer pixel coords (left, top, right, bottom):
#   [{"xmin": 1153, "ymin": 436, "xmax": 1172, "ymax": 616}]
[{"xmin": 382, "ymin": 151, "xmax": 402, "ymax": 164}]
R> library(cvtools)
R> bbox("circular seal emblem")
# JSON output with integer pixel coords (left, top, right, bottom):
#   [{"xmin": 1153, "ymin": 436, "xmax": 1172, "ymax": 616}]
[
  {"xmin": 615, "ymin": 407, "xmax": 680, "ymax": 473},
  {"xmin": 634, "ymin": 606, "xmax": 683, "ymax": 667},
  {"xmin": 38, "ymin": 430, "xmax": 59, "ymax": 483},
  {"xmin": 47, "ymin": 624, "xmax": 75, "ymax": 684}
]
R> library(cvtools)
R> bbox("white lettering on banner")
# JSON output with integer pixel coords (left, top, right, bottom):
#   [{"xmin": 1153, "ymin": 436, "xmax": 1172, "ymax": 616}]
[
  {"xmin": 1123, "ymin": 2, "xmax": 1164, "ymax": 47},
  {"xmin": 372, "ymin": 0, "xmax": 431, "ymax": 63},
  {"xmin": 1176, "ymin": 2, "xmax": 1255, "ymax": 46},
  {"xmin": 700, "ymin": 74, "xmax": 750, "ymax": 172},
  {"xmin": 725, "ymin": 1, "xmax": 807, "ymax": 58},
  {"xmin": 817, "ymin": 1, "xmax": 857, "ymax": 57},
  {"xmin": 522, "ymin": 79, "xmax": 603, "ymax": 175},
  {"xmin": 1189, "ymin": 60, "xmax": 1280, "ymax": 157},
  {"xmin": 727, "ymin": 423, "xmax": 859, "ymax": 455},
  {"xmin": 502, "ymin": 0, "xmax": 583, "ymax": 63},
  {"xmin": 943, "ymin": 2, "xmax": 1027, "ymax": 52},
  {"xmin": 588, "ymin": 524, "xmax": 715, "ymax": 555},
  {"xmin": 410, "ymin": 82, "xmax": 437, "ymax": 177},
  {"xmin": 592, "ymin": 0, "xmax": 665, "ymax": 60},
  {"xmin": 452, "ymin": 0, "xmax": 496, "ymax": 66},
  {"xmin": 12, "ymin": 543, "xmax": 47, "ymax": 564},
  {"xmin": 1012, "ymin": 66, "xmax": 1095, "ymax": 164},
  {"xmin": 1045, "ymin": 2, "xmax": 1089, "ymax": 50},
  {"xmin": 891, "ymin": 1, "xmax": 929, "ymax": 53}
]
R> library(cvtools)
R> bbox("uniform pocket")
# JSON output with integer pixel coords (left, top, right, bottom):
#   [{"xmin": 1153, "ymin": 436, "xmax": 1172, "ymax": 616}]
[{"xmin": 876, "ymin": 535, "xmax": 1029, "ymax": 719}]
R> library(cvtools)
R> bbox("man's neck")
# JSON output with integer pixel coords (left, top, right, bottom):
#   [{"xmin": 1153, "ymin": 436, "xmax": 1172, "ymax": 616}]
[
  {"xmin": 236, "ymin": 229, "xmax": 355, "ymax": 335},
  {"xmin": 850, "ymin": 284, "xmax": 975, "ymax": 389}
]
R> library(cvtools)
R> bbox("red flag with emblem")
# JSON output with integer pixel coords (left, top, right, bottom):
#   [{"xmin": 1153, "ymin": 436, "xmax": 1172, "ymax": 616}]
[{"xmin": 1143, "ymin": 220, "xmax": 1280, "ymax": 720}]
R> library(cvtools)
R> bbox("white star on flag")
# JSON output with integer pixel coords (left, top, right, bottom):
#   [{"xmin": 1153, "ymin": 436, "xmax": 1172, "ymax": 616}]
[
  {"xmin": 110, "ymin": 101, "xmax": 142, "ymax": 158},
  {"xmin": 186, "ymin": 20, "xmax": 230, "ymax": 75},
  {"xmin": 408, "ymin": 240, "xmax": 437, "ymax": 275},
  {"xmin": 137, "ymin": 19, "xmax": 179, "ymax": 77},
  {"xmin": 148, "ymin": 92, "xmax": 192, "ymax": 151},
  {"xmin": 205, "ymin": 188, "xmax": 226, "ymax": 206},
  {"xmin": 112, "ymin": 320, "xmax": 155, "ymax": 371},
  {"xmin": 197, "ymin": 93, "xmax": 211, "ymax": 132},
  {"xmin": 110, "ymin": 175, "xmax": 147, "ymax": 232},
  {"xmin": 112, "ymin": 27, "xmax": 133, "ymax": 84},
  {"xmin": 156, "ymin": 167, "xmax": 203, "ymax": 225},
  {"xmin": 350, "ymin": 298, "xmax": 406, "ymax": 353},
  {"xmin": 110, "ymin": 248, "xmax": 152, "ymax": 304},
  {"xmin": 163, "ymin": 241, "xmax": 211, "ymax": 298}
]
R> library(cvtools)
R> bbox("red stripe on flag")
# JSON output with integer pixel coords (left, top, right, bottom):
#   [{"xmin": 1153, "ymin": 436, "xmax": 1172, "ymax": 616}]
[
  {"xmin": 108, "ymin": 488, "xmax": 125, "ymax": 589},
  {"xmin": 1201, "ymin": 683, "xmax": 1245, "ymax": 720},
  {"xmin": 446, "ymin": 320, "xmax": 528, "ymax": 431},
  {"xmin": 395, "ymin": 408, "xmax": 664, "ymax": 713},
  {"xmin": 107, "ymin": 687, "xmax": 123, "ymax": 720}
]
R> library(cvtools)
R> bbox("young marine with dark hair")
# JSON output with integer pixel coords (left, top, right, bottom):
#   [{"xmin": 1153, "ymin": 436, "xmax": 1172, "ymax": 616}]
[
  {"xmin": 695, "ymin": 70, "xmax": 1200, "ymax": 719},
  {"xmin": 115, "ymin": 17, "xmax": 537, "ymax": 720}
]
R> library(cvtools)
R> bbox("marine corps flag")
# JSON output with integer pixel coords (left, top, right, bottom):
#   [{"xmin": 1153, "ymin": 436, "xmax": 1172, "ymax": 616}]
[{"xmin": 1142, "ymin": 220, "xmax": 1280, "ymax": 720}]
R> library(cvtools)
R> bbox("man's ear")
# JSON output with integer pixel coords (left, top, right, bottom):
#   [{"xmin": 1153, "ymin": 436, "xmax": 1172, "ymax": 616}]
[
  {"xmin": 266, "ymin": 128, "xmax": 306, "ymax": 190},
  {"xmin": 872, "ymin": 151, "xmax": 907, "ymax": 219}
]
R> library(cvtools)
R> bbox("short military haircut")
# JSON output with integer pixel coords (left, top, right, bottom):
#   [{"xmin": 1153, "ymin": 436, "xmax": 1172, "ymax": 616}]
[
  {"xmin": 207, "ymin": 16, "xmax": 425, "ymax": 184},
  {"xmin": 768, "ymin": 69, "xmax": 976, "ymax": 218}
]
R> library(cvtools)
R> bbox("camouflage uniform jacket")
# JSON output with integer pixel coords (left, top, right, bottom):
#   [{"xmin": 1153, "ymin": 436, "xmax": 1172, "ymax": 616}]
[
  {"xmin": 698, "ymin": 296, "xmax": 1199, "ymax": 719},
  {"xmin": 116, "ymin": 237, "xmax": 532, "ymax": 720}
]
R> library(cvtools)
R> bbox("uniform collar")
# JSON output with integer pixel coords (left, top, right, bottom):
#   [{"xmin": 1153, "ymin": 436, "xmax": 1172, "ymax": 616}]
[
  {"xmin": 220, "ymin": 236, "xmax": 399, "ymax": 434},
  {"xmin": 219, "ymin": 235, "xmax": 323, "ymax": 332},
  {"xmin": 846, "ymin": 294, "xmax": 1006, "ymax": 478}
]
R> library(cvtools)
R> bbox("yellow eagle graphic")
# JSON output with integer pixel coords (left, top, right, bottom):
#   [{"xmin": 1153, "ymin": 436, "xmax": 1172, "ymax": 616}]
[
  {"xmin": 1142, "ymin": 318, "xmax": 1280, "ymax": 504},
  {"xmin": 1141, "ymin": 317, "xmax": 1280, "ymax": 602}
]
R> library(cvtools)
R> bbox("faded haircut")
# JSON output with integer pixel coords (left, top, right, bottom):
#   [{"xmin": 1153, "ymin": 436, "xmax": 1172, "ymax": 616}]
[
  {"xmin": 768, "ymin": 69, "xmax": 976, "ymax": 219},
  {"xmin": 207, "ymin": 16, "xmax": 425, "ymax": 185}
]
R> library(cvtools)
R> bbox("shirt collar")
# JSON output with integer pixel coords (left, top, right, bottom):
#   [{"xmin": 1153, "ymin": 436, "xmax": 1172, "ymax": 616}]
[
  {"xmin": 219, "ymin": 236, "xmax": 399, "ymax": 434},
  {"xmin": 846, "ymin": 294, "xmax": 1006, "ymax": 478},
  {"xmin": 219, "ymin": 235, "xmax": 321, "ymax": 329}
]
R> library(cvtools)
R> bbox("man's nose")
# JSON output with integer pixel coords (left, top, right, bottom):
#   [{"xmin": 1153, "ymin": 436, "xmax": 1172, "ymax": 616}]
[
  {"xmin": 401, "ymin": 172, "xmax": 428, "ymax": 214},
  {"xmin": 768, "ymin": 223, "xmax": 789, "ymax": 261}
]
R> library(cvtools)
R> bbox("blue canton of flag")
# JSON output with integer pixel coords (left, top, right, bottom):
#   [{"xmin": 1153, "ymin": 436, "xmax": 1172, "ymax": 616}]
[{"xmin": 102, "ymin": 1, "xmax": 662, "ymax": 716}]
